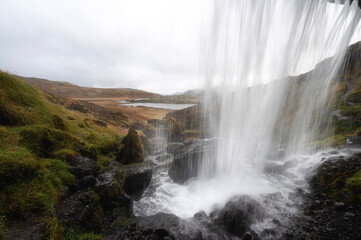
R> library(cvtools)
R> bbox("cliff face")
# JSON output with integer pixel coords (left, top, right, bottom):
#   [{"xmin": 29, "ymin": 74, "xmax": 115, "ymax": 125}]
[{"xmin": 164, "ymin": 42, "xmax": 361, "ymax": 147}]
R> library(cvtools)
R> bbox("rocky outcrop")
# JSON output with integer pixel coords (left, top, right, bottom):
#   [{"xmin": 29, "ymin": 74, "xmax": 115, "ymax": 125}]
[
  {"xmin": 66, "ymin": 155, "xmax": 101, "ymax": 178},
  {"xmin": 310, "ymin": 152, "xmax": 361, "ymax": 201},
  {"xmin": 281, "ymin": 151, "xmax": 361, "ymax": 240},
  {"xmin": 168, "ymin": 139, "xmax": 216, "ymax": 184},
  {"xmin": 116, "ymin": 130, "xmax": 145, "ymax": 164},
  {"xmin": 103, "ymin": 212, "xmax": 231, "ymax": 240},
  {"xmin": 94, "ymin": 166, "xmax": 123, "ymax": 200},
  {"xmin": 56, "ymin": 191, "xmax": 104, "ymax": 232},
  {"xmin": 55, "ymin": 155, "xmax": 153, "ymax": 235},
  {"xmin": 210, "ymin": 195, "xmax": 265, "ymax": 239},
  {"xmin": 123, "ymin": 167, "xmax": 152, "ymax": 199}
]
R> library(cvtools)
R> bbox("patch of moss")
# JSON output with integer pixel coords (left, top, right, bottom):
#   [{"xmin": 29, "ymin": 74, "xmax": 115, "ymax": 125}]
[
  {"xmin": 19, "ymin": 126, "xmax": 77, "ymax": 157},
  {"xmin": 346, "ymin": 170, "xmax": 361, "ymax": 196},
  {"xmin": 0, "ymin": 216, "xmax": 6, "ymax": 240},
  {"xmin": 46, "ymin": 213, "xmax": 63, "ymax": 240},
  {"xmin": 0, "ymin": 158, "xmax": 75, "ymax": 217},
  {"xmin": 62, "ymin": 228, "xmax": 101, "ymax": 240},
  {"xmin": 52, "ymin": 115, "xmax": 67, "ymax": 131},
  {"xmin": 0, "ymin": 147, "xmax": 40, "ymax": 187}
]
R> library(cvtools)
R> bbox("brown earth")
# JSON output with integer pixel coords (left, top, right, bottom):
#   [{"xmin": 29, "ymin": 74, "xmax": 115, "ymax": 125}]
[
  {"xmin": 18, "ymin": 76, "xmax": 174, "ymax": 122},
  {"xmin": 18, "ymin": 76, "xmax": 160, "ymax": 99}
]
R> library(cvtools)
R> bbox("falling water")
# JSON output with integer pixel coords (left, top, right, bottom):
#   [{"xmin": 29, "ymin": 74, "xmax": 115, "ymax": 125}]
[{"xmin": 135, "ymin": 0, "xmax": 361, "ymax": 237}]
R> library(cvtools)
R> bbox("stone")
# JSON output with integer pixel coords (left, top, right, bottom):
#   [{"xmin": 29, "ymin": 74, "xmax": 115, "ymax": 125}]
[
  {"xmin": 94, "ymin": 166, "xmax": 123, "ymax": 200},
  {"xmin": 123, "ymin": 167, "xmax": 152, "ymax": 199},
  {"xmin": 211, "ymin": 195, "xmax": 265, "ymax": 238},
  {"xmin": 168, "ymin": 139, "xmax": 217, "ymax": 184},
  {"xmin": 56, "ymin": 191, "xmax": 103, "ymax": 232},
  {"xmin": 116, "ymin": 130, "xmax": 145, "ymax": 164},
  {"xmin": 78, "ymin": 175, "xmax": 96, "ymax": 189},
  {"xmin": 66, "ymin": 155, "xmax": 101, "ymax": 178},
  {"xmin": 334, "ymin": 201, "xmax": 346, "ymax": 210}
]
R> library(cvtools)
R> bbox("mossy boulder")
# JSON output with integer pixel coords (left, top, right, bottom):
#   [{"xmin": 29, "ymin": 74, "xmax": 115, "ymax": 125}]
[
  {"xmin": 310, "ymin": 152, "xmax": 361, "ymax": 202},
  {"xmin": 116, "ymin": 130, "xmax": 144, "ymax": 164},
  {"xmin": 94, "ymin": 166, "xmax": 123, "ymax": 200}
]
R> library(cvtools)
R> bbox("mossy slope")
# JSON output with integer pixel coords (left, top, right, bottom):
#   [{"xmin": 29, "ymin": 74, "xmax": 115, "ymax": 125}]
[{"xmin": 0, "ymin": 71, "xmax": 124, "ymax": 239}]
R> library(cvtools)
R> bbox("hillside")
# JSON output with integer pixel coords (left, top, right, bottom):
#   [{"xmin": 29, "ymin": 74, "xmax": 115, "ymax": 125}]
[
  {"xmin": 0, "ymin": 71, "xmax": 129, "ymax": 239},
  {"xmin": 17, "ymin": 76, "xmax": 160, "ymax": 100}
]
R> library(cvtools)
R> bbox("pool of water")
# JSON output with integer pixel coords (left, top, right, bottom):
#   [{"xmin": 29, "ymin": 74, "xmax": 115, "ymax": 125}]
[{"xmin": 119, "ymin": 102, "xmax": 196, "ymax": 110}]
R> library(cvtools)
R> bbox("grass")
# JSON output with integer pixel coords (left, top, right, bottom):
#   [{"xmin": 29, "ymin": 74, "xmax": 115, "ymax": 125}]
[
  {"xmin": 0, "ymin": 70, "xmax": 126, "ymax": 238},
  {"xmin": 346, "ymin": 170, "xmax": 361, "ymax": 198},
  {"xmin": 63, "ymin": 228, "xmax": 101, "ymax": 240}
]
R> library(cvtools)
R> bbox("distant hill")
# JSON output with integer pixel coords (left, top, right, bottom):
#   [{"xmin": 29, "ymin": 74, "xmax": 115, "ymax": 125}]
[{"xmin": 17, "ymin": 76, "xmax": 160, "ymax": 99}]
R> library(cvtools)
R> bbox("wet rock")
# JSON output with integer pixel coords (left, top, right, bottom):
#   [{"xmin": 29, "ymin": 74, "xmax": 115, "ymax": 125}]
[
  {"xmin": 166, "ymin": 142, "xmax": 185, "ymax": 155},
  {"xmin": 101, "ymin": 192, "xmax": 133, "ymax": 214},
  {"xmin": 66, "ymin": 155, "xmax": 101, "ymax": 178},
  {"xmin": 334, "ymin": 201, "xmax": 346, "ymax": 210},
  {"xmin": 193, "ymin": 211, "xmax": 208, "ymax": 221},
  {"xmin": 105, "ymin": 212, "xmax": 227, "ymax": 240},
  {"xmin": 168, "ymin": 139, "xmax": 216, "ymax": 184},
  {"xmin": 310, "ymin": 153, "xmax": 361, "ymax": 201},
  {"xmin": 78, "ymin": 175, "xmax": 97, "ymax": 189},
  {"xmin": 5, "ymin": 215, "xmax": 46, "ymax": 240},
  {"xmin": 56, "ymin": 191, "xmax": 103, "ymax": 232},
  {"xmin": 94, "ymin": 166, "xmax": 123, "ymax": 200},
  {"xmin": 116, "ymin": 129, "xmax": 144, "ymax": 164},
  {"xmin": 211, "ymin": 195, "xmax": 265, "ymax": 238},
  {"xmin": 123, "ymin": 167, "xmax": 152, "ymax": 199}
]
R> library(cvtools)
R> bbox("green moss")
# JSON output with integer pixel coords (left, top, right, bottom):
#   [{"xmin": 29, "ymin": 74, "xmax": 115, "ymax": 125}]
[
  {"xmin": 63, "ymin": 228, "xmax": 101, "ymax": 240},
  {"xmin": 20, "ymin": 126, "xmax": 78, "ymax": 157},
  {"xmin": 52, "ymin": 115, "xmax": 67, "ymax": 131},
  {"xmin": 0, "ymin": 159, "xmax": 74, "ymax": 216},
  {"xmin": 0, "ymin": 216, "xmax": 6, "ymax": 240},
  {"xmin": 46, "ymin": 214, "xmax": 63, "ymax": 240},
  {"xmin": 116, "ymin": 130, "xmax": 144, "ymax": 164},
  {"xmin": 0, "ymin": 147, "xmax": 40, "ymax": 187},
  {"xmin": 346, "ymin": 170, "xmax": 361, "ymax": 195}
]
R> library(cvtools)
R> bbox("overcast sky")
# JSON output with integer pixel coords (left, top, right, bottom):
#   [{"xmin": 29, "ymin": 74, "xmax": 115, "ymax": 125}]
[
  {"xmin": 1, "ymin": 1, "xmax": 361, "ymax": 94},
  {"xmin": 0, "ymin": 0, "xmax": 208, "ymax": 94}
]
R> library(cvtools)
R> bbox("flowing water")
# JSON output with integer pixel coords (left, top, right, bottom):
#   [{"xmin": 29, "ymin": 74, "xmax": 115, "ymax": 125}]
[{"xmin": 135, "ymin": 0, "xmax": 361, "ymax": 237}]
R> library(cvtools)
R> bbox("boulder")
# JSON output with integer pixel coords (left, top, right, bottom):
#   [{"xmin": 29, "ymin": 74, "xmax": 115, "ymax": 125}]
[
  {"xmin": 310, "ymin": 152, "xmax": 361, "ymax": 201},
  {"xmin": 210, "ymin": 195, "xmax": 265, "ymax": 238},
  {"xmin": 56, "ymin": 191, "xmax": 104, "ymax": 232},
  {"xmin": 104, "ymin": 213, "xmax": 228, "ymax": 240},
  {"xmin": 123, "ymin": 167, "xmax": 152, "ymax": 199},
  {"xmin": 116, "ymin": 130, "xmax": 145, "ymax": 164},
  {"xmin": 94, "ymin": 166, "xmax": 123, "ymax": 200},
  {"xmin": 168, "ymin": 139, "xmax": 216, "ymax": 184},
  {"xmin": 66, "ymin": 155, "xmax": 101, "ymax": 178},
  {"xmin": 166, "ymin": 142, "xmax": 185, "ymax": 155}
]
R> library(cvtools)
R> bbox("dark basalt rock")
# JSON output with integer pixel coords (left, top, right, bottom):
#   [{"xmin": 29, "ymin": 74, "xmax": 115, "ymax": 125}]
[
  {"xmin": 116, "ymin": 129, "xmax": 145, "ymax": 164},
  {"xmin": 281, "ymin": 151, "xmax": 361, "ymax": 240},
  {"xmin": 78, "ymin": 175, "xmax": 97, "ymax": 189},
  {"xmin": 166, "ymin": 142, "xmax": 185, "ymax": 154},
  {"xmin": 168, "ymin": 139, "xmax": 217, "ymax": 184},
  {"xmin": 5, "ymin": 214, "xmax": 46, "ymax": 240},
  {"xmin": 66, "ymin": 155, "xmax": 101, "ymax": 178},
  {"xmin": 56, "ymin": 191, "xmax": 103, "ymax": 232},
  {"xmin": 210, "ymin": 195, "xmax": 265, "ymax": 238},
  {"xmin": 123, "ymin": 167, "xmax": 152, "ymax": 199},
  {"xmin": 310, "ymin": 152, "xmax": 361, "ymax": 201},
  {"xmin": 104, "ymin": 212, "xmax": 230, "ymax": 240},
  {"xmin": 94, "ymin": 166, "xmax": 123, "ymax": 200}
]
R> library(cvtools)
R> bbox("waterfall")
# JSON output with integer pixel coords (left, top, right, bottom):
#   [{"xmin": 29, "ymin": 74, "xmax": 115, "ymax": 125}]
[
  {"xmin": 135, "ymin": 0, "xmax": 360, "ymax": 236},
  {"xmin": 201, "ymin": 0, "xmax": 360, "ymax": 178}
]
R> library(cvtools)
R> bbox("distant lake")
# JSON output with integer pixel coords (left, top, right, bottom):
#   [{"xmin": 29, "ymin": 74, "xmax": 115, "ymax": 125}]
[{"xmin": 119, "ymin": 102, "xmax": 196, "ymax": 110}]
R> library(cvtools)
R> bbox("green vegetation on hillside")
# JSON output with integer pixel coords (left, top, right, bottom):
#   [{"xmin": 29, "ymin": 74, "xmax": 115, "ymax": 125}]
[{"xmin": 0, "ymin": 71, "xmax": 124, "ymax": 239}]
